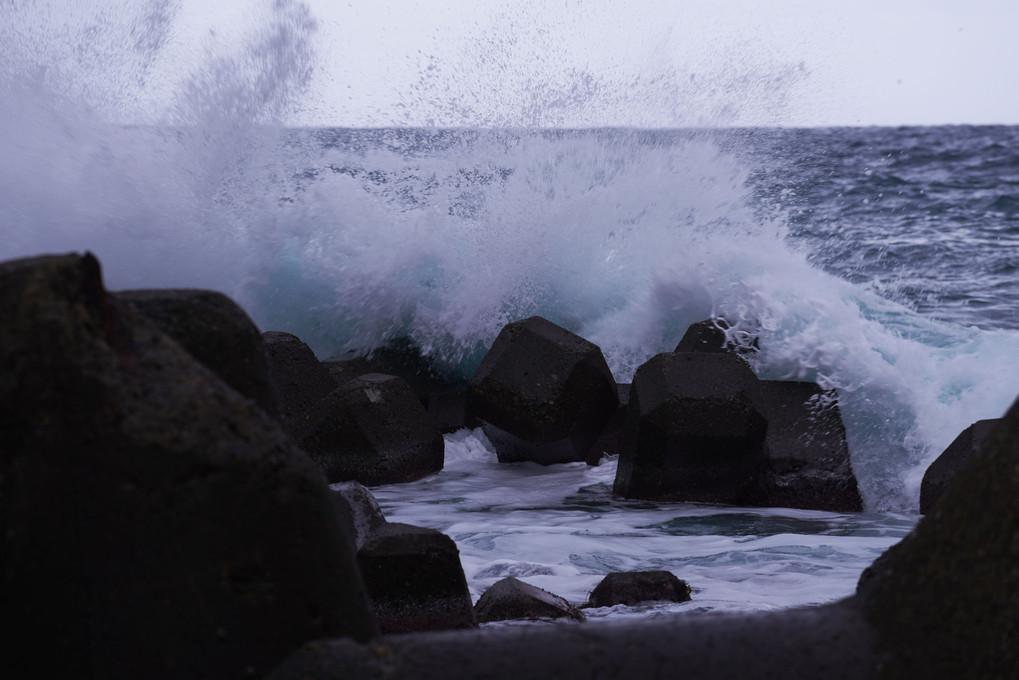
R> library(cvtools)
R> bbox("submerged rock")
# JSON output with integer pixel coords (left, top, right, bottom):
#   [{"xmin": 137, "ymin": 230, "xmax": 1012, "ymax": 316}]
[
  {"xmin": 586, "ymin": 571, "xmax": 692, "ymax": 608},
  {"xmin": 919, "ymin": 418, "xmax": 1000, "ymax": 514},
  {"xmin": 0, "ymin": 253, "xmax": 377, "ymax": 680},
  {"xmin": 357, "ymin": 523, "xmax": 477, "ymax": 634},
  {"xmin": 467, "ymin": 316, "xmax": 619, "ymax": 465},
  {"xmin": 614, "ymin": 352, "xmax": 768, "ymax": 504},
  {"xmin": 475, "ymin": 577, "xmax": 586, "ymax": 624},
  {"xmin": 293, "ymin": 373, "xmax": 444, "ymax": 485}
]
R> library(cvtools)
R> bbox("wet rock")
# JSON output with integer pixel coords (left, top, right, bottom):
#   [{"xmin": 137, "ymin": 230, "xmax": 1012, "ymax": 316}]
[
  {"xmin": 675, "ymin": 318, "xmax": 757, "ymax": 360},
  {"xmin": 0, "ymin": 253, "xmax": 377, "ymax": 680},
  {"xmin": 919, "ymin": 418, "xmax": 1000, "ymax": 514},
  {"xmin": 293, "ymin": 373, "xmax": 444, "ymax": 485},
  {"xmin": 332, "ymin": 481, "xmax": 388, "ymax": 551},
  {"xmin": 467, "ymin": 316, "xmax": 619, "ymax": 465},
  {"xmin": 614, "ymin": 352, "xmax": 768, "ymax": 504},
  {"xmin": 422, "ymin": 390, "xmax": 476, "ymax": 433},
  {"xmin": 357, "ymin": 523, "xmax": 477, "ymax": 634},
  {"xmin": 475, "ymin": 577, "xmax": 586, "ymax": 623},
  {"xmin": 118, "ymin": 288, "xmax": 280, "ymax": 417},
  {"xmin": 857, "ymin": 397, "xmax": 1019, "ymax": 677},
  {"xmin": 586, "ymin": 383, "xmax": 630, "ymax": 460},
  {"xmin": 586, "ymin": 571, "xmax": 692, "ymax": 608},
  {"xmin": 263, "ymin": 330, "xmax": 338, "ymax": 428},
  {"xmin": 758, "ymin": 381, "xmax": 862, "ymax": 512}
]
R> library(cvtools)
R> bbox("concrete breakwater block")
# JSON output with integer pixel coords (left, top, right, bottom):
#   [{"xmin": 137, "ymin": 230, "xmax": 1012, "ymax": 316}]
[{"xmin": 467, "ymin": 316, "xmax": 619, "ymax": 466}]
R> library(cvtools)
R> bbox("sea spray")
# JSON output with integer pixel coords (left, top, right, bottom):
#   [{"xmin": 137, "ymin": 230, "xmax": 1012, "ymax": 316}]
[{"xmin": 2, "ymin": 2, "xmax": 1019, "ymax": 516}]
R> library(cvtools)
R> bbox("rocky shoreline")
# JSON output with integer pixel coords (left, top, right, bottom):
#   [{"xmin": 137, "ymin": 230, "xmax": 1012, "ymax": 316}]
[{"xmin": 3, "ymin": 252, "xmax": 1016, "ymax": 678}]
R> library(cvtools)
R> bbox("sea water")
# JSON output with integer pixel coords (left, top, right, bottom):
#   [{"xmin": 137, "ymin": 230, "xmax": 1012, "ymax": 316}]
[{"xmin": 4, "ymin": 2, "xmax": 1019, "ymax": 619}]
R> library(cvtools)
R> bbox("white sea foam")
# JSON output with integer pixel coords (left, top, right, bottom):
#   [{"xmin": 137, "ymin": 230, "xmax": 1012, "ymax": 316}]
[{"xmin": 368, "ymin": 429, "xmax": 916, "ymax": 619}]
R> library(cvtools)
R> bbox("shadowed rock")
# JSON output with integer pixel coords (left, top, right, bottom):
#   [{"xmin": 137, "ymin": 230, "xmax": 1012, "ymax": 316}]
[
  {"xmin": 293, "ymin": 373, "xmax": 444, "ymax": 485},
  {"xmin": 614, "ymin": 352, "xmax": 768, "ymax": 504},
  {"xmin": 919, "ymin": 418, "xmax": 1000, "ymax": 514},
  {"xmin": 586, "ymin": 571, "xmax": 692, "ymax": 608},
  {"xmin": 325, "ymin": 336, "xmax": 465, "ymax": 399},
  {"xmin": 758, "ymin": 381, "xmax": 862, "ymax": 512},
  {"xmin": 357, "ymin": 523, "xmax": 477, "ymax": 634},
  {"xmin": 675, "ymin": 318, "xmax": 758, "ymax": 361},
  {"xmin": 117, "ymin": 288, "xmax": 279, "ymax": 417},
  {"xmin": 263, "ymin": 331, "xmax": 338, "ymax": 428},
  {"xmin": 0, "ymin": 253, "xmax": 377, "ymax": 680},
  {"xmin": 475, "ymin": 577, "xmax": 586, "ymax": 623},
  {"xmin": 467, "ymin": 316, "xmax": 619, "ymax": 465},
  {"xmin": 857, "ymin": 398, "xmax": 1019, "ymax": 677}
]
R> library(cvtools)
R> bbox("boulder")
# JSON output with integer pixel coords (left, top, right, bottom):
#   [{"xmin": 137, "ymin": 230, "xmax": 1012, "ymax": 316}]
[
  {"xmin": 293, "ymin": 373, "xmax": 444, "ymax": 485},
  {"xmin": 332, "ymin": 481, "xmax": 388, "ymax": 551},
  {"xmin": 613, "ymin": 352, "xmax": 768, "ymax": 504},
  {"xmin": 919, "ymin": 418, "xmax": 1000, "ymax": 514},
  {"xmin": 467, "ymin": 316, "xmax": 619, "ymax": 465},
  {"xmin": 117, "ymin": 288, "xmax": 279, "ymax": 417},
  {"xmin": 857, "ymin": 397, "xmax": 1019, "ymax": 676},
  {"xmin": 357, "ymin": 523, "xmax": 477, "ymax": 634},
  {"xmin": 422, "ymin": 390, "xmax": 476, "ymax": 433},
  {"xmin": 0, "ymin": 253, "xmax": 377, "ymax": 680},
  {"xmin": 586, "ymin": 571, "xmax": 692, "ymax": 608},
  {"xmin": 475, "ymin": 577, "xmax": 585, "ymax": 624},
  {"xmin": 758, "ymin": 381, "xmax": 862, "ymax": 512},
  {"xmin": 263, "ymin": 331, "xmax": 338, "ymax": 428}
]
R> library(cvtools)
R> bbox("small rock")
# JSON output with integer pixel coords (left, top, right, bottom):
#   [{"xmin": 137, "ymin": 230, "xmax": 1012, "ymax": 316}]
[
  {"xmin": 475, "ymin": 577, "xmax": 585, "ymax": 623},
  {"xmin": 586, "ymin": 571, "xmax": 692, "ymax": 608}
]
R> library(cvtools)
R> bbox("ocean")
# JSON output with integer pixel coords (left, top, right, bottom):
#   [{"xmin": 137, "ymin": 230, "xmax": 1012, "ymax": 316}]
[{"xmin": 4, "ymin": 3, "xmax": 1019, "ymax": 623}]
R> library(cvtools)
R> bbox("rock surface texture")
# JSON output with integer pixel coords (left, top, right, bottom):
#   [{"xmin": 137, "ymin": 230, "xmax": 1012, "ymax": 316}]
[
  {"xmin": 117, "ymin": 288, "xmax": 279, "ymax": 417},
  {"xmin": 356, "ymin": 523, "xmax": 477, "ymax": 634},
  {"xmin": 757, "ymin": 380, "xmax": 862, "ymax": 512},
  {"xmin": 293, "ymin": 373, "xmax": 444, "ymax": 485},
  {"xmin": 467, "ymin": 316, "xmax": 619, "ymax": 465},
  {"xmin": 475, "ymin": 577, "xmax": 586, "ymax": 623},
  {"xmin": 0, "ymin": 253, "xmax": 377, "ymax": 680},
  {"xmin": 918, "ymin": 417, "xmax": 1000, "ymax": 514},
  {"xmin": 614, "ymin": 352, "xmax": 768, "ymax": 504},
  {"xmin": 263, "ymin": 330, "xmax": 338, "ymax": 428}
]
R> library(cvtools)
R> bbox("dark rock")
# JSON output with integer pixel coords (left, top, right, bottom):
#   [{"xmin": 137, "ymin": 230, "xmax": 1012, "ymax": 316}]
[
  {"xmin": 675, "ymin": 318, "xmax": 757, "ymax": 360},
  {"xmin": 357, "ymin": 523, "xmax": 477, "ymax": 634},
  {"xmin": 586, "ymin": 383, "xmax": 630, "ymax": 460},
  {"xmin": 919, "ymin": 418, "xmax": 1000, "ymax": 514},
  {"xmin": 613, "ymin": 352, "xmax": 768, "ymax": 504},
  {"xmin": 332, "ymin": 482, "xmax": 388, "ymax": 551},
  {"xmin": 293, "ymin": 373, "xmax": 444, "ymax": 485},
  {"xmin": 586, "ymin": 571, "xmax": 692, "ymax": 608},
  {"xmin": 467, "ymin": 316, "xmax": 619, "ymax": 465},
  {"xmin": 422, "ymin": 390, "xmax": 476, "ymax": 433},
  {"xmin": 325, "ymin": 336, "xmax": 466, "ymax": 399},
  {"xmin": 475, "ymin": 577, "xmax": 586, "ymax": 623},
  {"xmin": 758, "ymin": 381, "xmax": 862, "ymax": 512},
  {"xmin": 117, "ymin": 288, "xmax": 279, "ymax": 417},
  {"xmin": 263, "ymin": 330, "xmax": 338, "ymax": 428},
  {"xmin": 857, "ymin": 397, "xmax": 1019, "ymax": 677},
  {"xmin": 267, "ymin": 600, "xmax": 879, "ymax": 680},
  {"xmin": 0, "ymin": 253, "xmax": 377, "ymax": 680}
]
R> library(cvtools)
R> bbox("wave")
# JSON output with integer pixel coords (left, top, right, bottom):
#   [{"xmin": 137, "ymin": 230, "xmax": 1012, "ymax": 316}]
[{"xmin": 3, "ymin": 2, "xmax": 1019, "ymax": 512}]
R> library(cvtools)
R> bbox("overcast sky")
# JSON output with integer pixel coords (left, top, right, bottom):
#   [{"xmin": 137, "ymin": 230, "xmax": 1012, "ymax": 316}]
[{"xmin": 287, "ymin": 0, "xmax": 1019, "ymax": 127}]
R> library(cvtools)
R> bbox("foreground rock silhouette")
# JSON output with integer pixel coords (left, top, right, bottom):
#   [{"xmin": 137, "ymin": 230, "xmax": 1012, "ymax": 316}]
[
  {"xmin": 270, "ymin": 400, "xmax": 1019, "ymax": 678},
  {"xmin": 0, "ymin": 253, "xmax": 377, "ymax": 680}
]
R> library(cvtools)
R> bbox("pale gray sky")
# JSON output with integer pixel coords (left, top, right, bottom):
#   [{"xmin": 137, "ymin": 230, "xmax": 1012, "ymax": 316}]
[{"xmin": 292, "ymin": 0, "xmax": 1019, "ymax": 127}]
